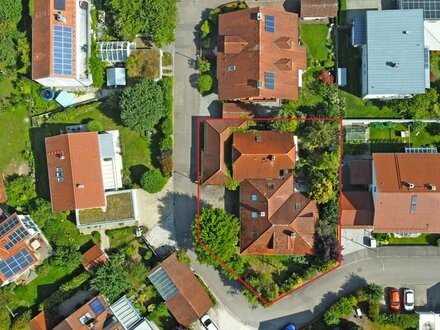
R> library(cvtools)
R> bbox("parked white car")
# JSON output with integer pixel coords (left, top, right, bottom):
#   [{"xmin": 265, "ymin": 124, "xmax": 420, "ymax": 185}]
[
  {"xmin": 200, "ymin": 314, "xmax": 220, "ymax": 330},
  {"xmin": 403, "ymin": 289, "xmax": 415, "ymax": 311}
]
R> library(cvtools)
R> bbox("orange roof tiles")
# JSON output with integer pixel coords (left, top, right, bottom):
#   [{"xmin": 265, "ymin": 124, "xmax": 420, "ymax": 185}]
[
  {"xmin": 232, "ymin": 131, "xmax": 295, "ymax": 181},
  {"xmin": 81, "ymin": 245, "xmax": 109, "ymax": 271},
  {"xmin": 202, "ymin": 120, "xmax": 247, "ymax": 185},
  {"xmin": 240, "ymin": 175, "xmax": 318, "ymax": 255},
  {"xmin": 0, "ymin": 172, "xmax": 6, "ymax": 203},
  {"xmin": 222, "ymin": 102, "xmax": 255, "ymax": 118},
  {"xmin": 372, "ymin": 153, "xmax": 440, "ymax": 232},
  {"xmin": 300, "ymin": 0, "xmax": 338, "ymax": 18},
  {"xmin": 30, "ymin": 311, "xmax": 56, "ymax": 330},
  {"xmin": 341, "ymin": 192, "xmax": 374, "ymax": 228},
  {"xmin": 217, "ymin": 7, "xmax": 307, "ymax": 101},
  {"xmin": 148, "ymin": 253, "xmax": 212, "ymax": 326},
  {"xmin": 32, "ymin": 0, "xmax": 77, "ymax": 80},
  {"xmin": 45, "ymin": 132, "xmax": 105, "ymax": 212}
]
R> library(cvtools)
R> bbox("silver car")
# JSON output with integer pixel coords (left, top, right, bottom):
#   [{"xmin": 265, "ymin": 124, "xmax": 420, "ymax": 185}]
[
  {"xmin": 201, "ymin": 314, "xmax": 220, "ymax": 330},
  {"xmin": 403, "ymin": 289, "xmax": 415, "ymax": 311}
]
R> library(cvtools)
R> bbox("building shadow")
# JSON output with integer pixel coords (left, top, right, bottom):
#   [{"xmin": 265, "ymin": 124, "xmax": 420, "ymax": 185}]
[{"xmin": 427, "ymin": 282, "xmax": 440, "ymax": 310}]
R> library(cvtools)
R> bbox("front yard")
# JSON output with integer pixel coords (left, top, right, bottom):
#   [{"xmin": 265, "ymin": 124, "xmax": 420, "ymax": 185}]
[{"xmin": 300, "ymin": 23, "xmax": 330, "ymax": 62}]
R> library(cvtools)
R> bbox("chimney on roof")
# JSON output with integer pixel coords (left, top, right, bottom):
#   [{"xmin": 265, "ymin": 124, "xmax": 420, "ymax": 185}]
[
  {"xmin": 56, "ymin": 151, "xmax": 65, "ymax": 160},
  {"xmin": 403, "ymin": 30, "xmax": 410, "ymax": 34},
  {"xmin": 255, "ymin": 135, "xmax": 262, "ymax": 142},
  {"xmin": 407, "ymin": 182, "xmax": 415, "ymax": 189},
  {"xmin": 256, "ymin": 12, "xmax": 263, "ymax": 20},
  {"xmin": 268, "ymin": 155, "xmax": 275, "ymax": 161},
  {"xmin": 76, "ymin": 184, "xmax": 85, "ymax": 189},
  {"xmin": 289, "ymin": 232, "xmax": 296, "ymax": 239},
  {"xmin": 428, "ymin": 183, "xmax": 437, "ymax": 191},
  {"xmin": 56, "ymin": 12, "xmax": 67, "ymax": 23}
]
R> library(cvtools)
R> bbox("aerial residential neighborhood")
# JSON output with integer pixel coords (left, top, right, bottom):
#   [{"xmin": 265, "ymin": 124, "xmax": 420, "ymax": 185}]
[{"xmin": 1, "ymin": 0, "xmax": 440, "ymax": 329}]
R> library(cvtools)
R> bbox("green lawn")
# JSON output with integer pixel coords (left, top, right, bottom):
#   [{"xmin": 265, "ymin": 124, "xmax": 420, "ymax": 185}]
[
  {"xmin": 0, "ymin": 105, "xmax": 30, "ymax": 173},
  {"xmin": 106, "ymin": 227, "xmax": 135, "ymax": 249},
  {"xmin": 340, "ymin": 91, "xmax": 399, "ymax": 118},
  {"xmin": 388, "ymin": 234, "xmax": 440, "ymax": 245},
  {"xmin": 0, "ymin": 76, "xmax": 15, "ymax": 100},
  {"xmin": 431, "ymin": 51, "xmax": 440, "ymax": 81},
  {"xmin": 300, "ymin": 23, "xmax": 330, "ymax": 61},
  {"xmin": 79, "ymin": 192, "xmax": 134, "ymax": 224},
  {"xmin": 369, "ymin": 124, "xmax": 440, "ymax": 147}
]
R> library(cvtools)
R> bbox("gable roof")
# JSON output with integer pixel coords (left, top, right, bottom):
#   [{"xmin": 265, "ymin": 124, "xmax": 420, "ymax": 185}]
[
  {"xmin": 222, "ymin": 102, "xmax": 255, "ymax": 118},
  {"xmin": 364, "ymin": 9, "xmax": 426, "ymax": 96},
  {"xmin": 202, "ymin": 119, "xmax": 247, "ymax": 185},
  {"xmin": 217, "ymin": 6, "xmax": 307, "ymax": 100},
  {"xmin": 372, "ymin": 153, "xmax": 440, "ymax": 232},
  {"xmin": 30, "ymin": 311, "xmax": 56, "ymax": 330},
  {"xmin": 232, "ymin": 131, "xmax": 295, "ymax": 181},
  {"xmin": 32, "ymin": 0, "xmax": 77, "ymax": 80},
  {"xmin": 300, "ymin": 0, "xmax": 338, "ymax": 18},
  {"xmin": 45, "ymin": 132, "xmax": 106, "ymax": 212},
  {"xmin": 341, "ymin": 192, "xmax": 374, "ymax": 228},
  {"xmin": 240, "ymin": 175, "xmax": 318, "ymax": 255},
  {"xmin": 147, "ymin": 253, "xmax": 212, "ymax": 326},
  {"xmin": 81, "ymin": 245, "xmax": 109, "ymax": 271},
  {"xmin": 0, "ymin": 172, "xmax": 6, "ymax": 203}
]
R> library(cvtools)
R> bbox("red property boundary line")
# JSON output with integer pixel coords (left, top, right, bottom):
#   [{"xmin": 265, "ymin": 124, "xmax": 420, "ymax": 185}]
[{"xmin": 195, "ymin": 117, "xmax": 344, "ymax": 306}]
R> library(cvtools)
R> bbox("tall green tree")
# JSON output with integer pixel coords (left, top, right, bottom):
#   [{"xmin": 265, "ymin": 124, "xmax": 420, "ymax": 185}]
[
  {"xmin": 120, "ymin": 79, "xmax": 165, "ymax": 132},
  {"xmin": 5, "ymin": 176, "xmax": 37, "ymax": 212},
  {"xmin": 0, "ymin": 0, "xmax": 24, "ymax": 70},
  {"xmin": 300, "ymin": 121, "xmax": 339, "ymax": 151},
  {"xmin": 192, "ymin": 208, "xmax": 240, "ymax": 267}
]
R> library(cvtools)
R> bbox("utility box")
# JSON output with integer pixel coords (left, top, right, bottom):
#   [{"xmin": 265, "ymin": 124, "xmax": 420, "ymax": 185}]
[{"xmin": 369, "ymin": 237, "xmax": 377, "ymax": 248}]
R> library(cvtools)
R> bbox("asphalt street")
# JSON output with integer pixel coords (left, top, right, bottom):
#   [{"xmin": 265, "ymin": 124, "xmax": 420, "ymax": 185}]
[{"xmin": 172, "ymin": 1, "xmax": 440, "ymax": 329}]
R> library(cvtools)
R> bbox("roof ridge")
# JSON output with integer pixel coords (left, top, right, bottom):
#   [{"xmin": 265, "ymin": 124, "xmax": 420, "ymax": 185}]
[
  {"xmin": 267, "ymin": 176, "xmax": 293, "ymax": 216},
  {"xmin": 67, "ymin": 134, "xmax": 79, "ymax": 209}
]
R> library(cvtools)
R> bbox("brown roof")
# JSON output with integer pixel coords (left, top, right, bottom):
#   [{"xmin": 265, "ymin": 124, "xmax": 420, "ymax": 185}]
[
  {"xmin": 81, "ymin": 245, "xmax": 109, "ymax": 271},
  {"xmin": 372, "ymin": 153, "xmax": 440, "ymax": 232},
  {"xmin": 217, "ymin": 7, "xmax": 307, "ymax": 101},
  {"xmin": 222, "ymin": 103, "xmax": 255, "ymax": 118},
  {"xmin": 148, "ymin": 253, "xmax": 212, "ymax": 326},
  {"xmin": 300, "ymin": 0, "xmax": 338, "ymax": 18},
  {"xmin": 341, "ymin": 192, "xmax": 374, "ymax": 228},
  {"xmin": 232, "ymin": 131, "xmax": 295, "ymax": 181},
  {"xmin": 202, "ymin": 120, "xmax": 247, "ymax": 185},
  {"xmin": 0, "ymin": 213, "xmax": 39, "ymax": 285},
  {"xmin": 32, "ymin": 0, "xmax": 77, "ymax": 80},
  {"xmin": 240, "ymin": 175, "xmax": 318, "ymax": 255},
  {"xmin": 45, "ymin": 132, "xmax": 105, "ymax": 212},
  {"xmin": 0, "ymin": 172, "xmax": 6, "ymax": 203},
  {"xmin": 53, "ymin": 295, "xmax": 119, "ymax": 330},
  {"xmin": 349, "ymin": 159, "xmax": 372, "ymax": 186},
  {"xmin": 30, "ymin": 311, "xmax": 56, "ymax": 330}
]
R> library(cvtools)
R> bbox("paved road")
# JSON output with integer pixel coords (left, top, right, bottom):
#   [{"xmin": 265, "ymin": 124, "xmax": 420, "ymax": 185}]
[{"xmin": 172, "ymin": 1, "xmax": 440, "ymax": 329}]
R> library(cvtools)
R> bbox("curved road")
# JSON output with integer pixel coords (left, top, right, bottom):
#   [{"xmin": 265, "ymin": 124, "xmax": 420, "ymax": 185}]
[{"xmin": 172, "ymin": 1, "xmax": 440, "ymax": 329}]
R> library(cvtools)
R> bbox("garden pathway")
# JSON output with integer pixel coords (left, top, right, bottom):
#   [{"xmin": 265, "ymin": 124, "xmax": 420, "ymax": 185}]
[{"xmin": 100, "ymin": 230, "xmax": 110, "ymax": 251}]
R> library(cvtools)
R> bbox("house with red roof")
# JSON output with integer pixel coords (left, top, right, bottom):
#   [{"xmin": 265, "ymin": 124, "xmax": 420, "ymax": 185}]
[
  {"xmin": 32, "ymin": 0, "xmax": 93, "ymax": 87},
  {"xmin": 81, "ymin": 244, "xmax": 109, "ymax": 271},
  {"xmin": 217, "ymin": 7, "xmax": 307, "ymax": 101},
  {"xmin": 0, "ymin": 212, "xmax": 51, "ymax": 287}
]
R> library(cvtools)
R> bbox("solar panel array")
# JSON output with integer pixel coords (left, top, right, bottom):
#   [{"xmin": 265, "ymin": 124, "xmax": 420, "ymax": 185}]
[
  {"xmin": 89, "ymin": 298, "xmax": 106, "ymax": 316},
  {"xmin": 148, "ymin": 267, "xmax": 178, "ymax": 301},
  {"xmin": 400, "ymin": 0, "xmax": 440, "ymax": 20},
  {"xmin": 265, "ymin": 15, "xmax": 275, "ymax": 32},
  {"xmin": 53, "ymin": 25, "xmax": 73, "ymax": 75},
  {"xmin": 4, "ymin": 227, "xmax": 29, "ymax": 251},
  {"xmin": 265, "ymin": 72, "xmax": 275, "ymax": 89},
  {"xmin": 0, "ymin": 216, "xmax": 19, "ymax": 237},
  {"xmin": 0, "ymin": 248, "xmax": 34, "ymax": 279}
]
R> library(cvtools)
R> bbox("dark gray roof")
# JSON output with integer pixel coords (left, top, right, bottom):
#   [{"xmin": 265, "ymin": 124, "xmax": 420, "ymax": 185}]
[
  {"xmin": 399, "ymin": 0, "xmax": 440, "ymax": 20},
  {"xmin": 98, "ymin": 133, "xmax": 115, "ymax": 159},
  {"xmin": 365, "ymin": 9, "xmax": 426, "ymax": 96}
]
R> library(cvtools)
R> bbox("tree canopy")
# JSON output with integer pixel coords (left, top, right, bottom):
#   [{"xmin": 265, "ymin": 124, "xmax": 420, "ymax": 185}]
[
  {"xmin": 192, "ymin": 208, "xmax": 240, "ymax": 267},
  {"xmin": 120, "ymin": 79, "xmax": 165, "ymax": 132},
  {"xmin": 5, "ymin": 175, "xmax": 37, "ymax": 212},
  {"xmin": 140, "ymin": 169, "xmax": 168, "ymax": 193}
]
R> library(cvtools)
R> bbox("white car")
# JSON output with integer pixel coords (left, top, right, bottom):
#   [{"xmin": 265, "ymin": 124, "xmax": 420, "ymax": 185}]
[
  {"xmin": 200, "ymin": 314, "xmax": 220, "ymax": 330},
  {"xmin": 403, "ymin": 288, "xmax": 415, "ymax": 311}
]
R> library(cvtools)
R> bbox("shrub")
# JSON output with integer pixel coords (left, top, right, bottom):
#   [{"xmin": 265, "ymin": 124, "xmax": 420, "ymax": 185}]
[
  {"xmin": 141, "ymin": 169, "xmax": 168, "ymax": 193},
  {"xmin": 376, "ymin": 313, "xmax": 419, "ymax": 329},
  {"xmin": 280, "ymin": 274, "xmax": 303, "ymax": 293},
  {"xmin": 60, "ymin": 272, "xmax": 90, "ymax": 292},
  {"xmin": 318, "ymin": 70, "xmax": 334, "ymax": 84},
  {"xmin": 366, "ymin": 283, "xmax": 383, "ymax": 302},
  {"xmin": 198, "ymin": 74, "xmax": 213, "ymax": 94},
  {"xmin": 11, "ymin": 310, "xmax": 31, "ymax": 330},
  {"xmin": 225, "ymin": 178, "xmax": 240, "ymax": 191},
  {"xmin": 87, "ymin": 120, "xmax": 103, "ymax": 132},
  {"xmin": 91, "ymin": 231, "xmax": 101, "ymax": 244},
  {"xmin": 202, "ymin": 37, "xmax": 211, "ymax": 49},
  {"xmin": 176, "ymin": 250, "xmax": 191, "ymax": 265},
  {"xmin": 161, "ymin": 116, "xmax": 173, "ymax": 137},
  {"xmin": 89, "ymin": 42, "xmax": 106, "ymax": 88},
  {"xmin": 208, "ymin": 7, "xmax": 221, "ymax": 23},
  {"xmin": 437, "ymin": 238, "xmax": 440, "ymax": 247},
  {"xmin": 323, "ymin": 296, "xmax": 355, "ymax": 327},
  {"xmin": 197, "ymin": 58, "xmax": 211, "ymax": 73},
  {"xmin": 162, "ymin": 52, "xmax": 172, "ymax": 66},
  {"xmin": 160, "ymin": 156, "xmax": 173, "ymax": 176},
  {"xmin": 200, "ymin": 20, "xmax": 210, "ymax": 38},
  {"xmin": 368, "ymin": 301, "xmax": 380, "ymax": 321},
  {"xmin": 160, "ymin": 135, "xmax": 173, "ymax": 152},
  {"xmin": 143, "ymin": 250, "xmax": 153, "ymax": 261}
]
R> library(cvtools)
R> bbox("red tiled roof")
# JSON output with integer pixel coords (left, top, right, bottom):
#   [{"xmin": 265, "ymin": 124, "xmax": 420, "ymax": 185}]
[
  {"xmin": 372, "ymin": 153, "xmax": 440, "ymax": 232},
  {"xmin": 0, "ymin": 172, "xmax": 6, "ymax": 203},
  {"xmin": 217, "ymin": 7, "xmax": 307, "ymax": 101},
  {"xmin": 300, "ymin": 0, "xmax": 338, "ymax": 18},
  {"xmin": 32, "ymin": 0, "xmax": 77, "ymax": 80},
  {"xmin": 30, "ymin": 311, "xmax": 56, "ymax": 330},
  {"xmin": 148, "ymin": 253, "xmax": 212, "ymax": 326},
  {"xmin": 202, "ymin": 120, "xmax": 247, "ymax": 185},
  {"xmin": 222, "ymin": 103, "xmax": 255, "ymax": 118},
  {"xmin": 349, "ymin": 159, "xmax": 372, "ymax": 186},
  {"xmin": 341, "ymin": 192, "xmax": 374, "ymax": 228},
  {"xmin": 232, "ymin": 131, "xmax": 295, "ymax": 181},
  {"xmin": 81, "ymin": 245, "xmax": 109, "ymax": 271},
  {"xmin": 240, "ymin": 175, "xmax": 318, "ymax": 255},
  {"xmin": 45, "ymin": 132, "xmax": 105, "ymax": 212}
]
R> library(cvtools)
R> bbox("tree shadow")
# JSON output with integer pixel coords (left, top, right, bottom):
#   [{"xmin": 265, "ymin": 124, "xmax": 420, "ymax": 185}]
[
  {"xmin": 129, "ymin": 164, "xmax": 148, "ymax": 185},
  {"xmin": 97, "ymin": 93, "xmax": 123, "ymax": 126},
  {"xmin": 427, "ymin": 282, "xmax": 440, "ymax": 310},
  {"xmin": 189, "ymin": 73, "xmax": 199, "ymax": 89}
]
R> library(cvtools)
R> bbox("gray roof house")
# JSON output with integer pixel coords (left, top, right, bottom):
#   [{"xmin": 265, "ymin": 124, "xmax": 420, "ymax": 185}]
[{"xmin": 361, "ymin": 9, "xmax": 430, "ymax": 99}]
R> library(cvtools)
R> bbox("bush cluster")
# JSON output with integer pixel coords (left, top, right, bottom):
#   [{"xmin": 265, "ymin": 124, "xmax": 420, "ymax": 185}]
[{"xmin": 141, "ymin": 169, "xmax": 168, "ymax": 193}]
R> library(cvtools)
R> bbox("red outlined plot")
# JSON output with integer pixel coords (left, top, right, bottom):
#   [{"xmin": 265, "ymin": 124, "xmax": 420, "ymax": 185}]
[{"xmin": 195, "ymin": 117, "xmax": 343, "ymax": 306}]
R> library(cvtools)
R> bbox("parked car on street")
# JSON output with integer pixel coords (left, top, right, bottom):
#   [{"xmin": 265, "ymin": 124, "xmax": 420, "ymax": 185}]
[
  {"xmin": 389, "ymin": 287, "xmax": 400, "ymax": 311},
  {"xmin": 201, "ymin": 314, "xmax": 220, "ymax": 330},
  {"xmin": 403, "ymin": 288, "xmax": 415, "ymax": 311},
  {"xmin": 282, "ymin": 323, "xmax": 296, "ymax": 330}
]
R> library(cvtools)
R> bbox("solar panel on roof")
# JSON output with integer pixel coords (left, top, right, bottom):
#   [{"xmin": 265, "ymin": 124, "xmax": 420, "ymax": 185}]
[
  {"xmin": 400, "ymin": 0, "xmax": 440, "ymax": 20},
  {"xmin": 89, "ymin": 298, "xmax": 105, "ymax": 316},
  {"xmin": 4, "ymin": 227, "xmax": 29, "ymax": 251},
  {"xmin": 0, "ymin": 248, "xmax": 34, "ymax": 279},
  {"xmin": 265, "ymin": 72, "xmax": 275, "ymax": 89},
  {"xmin": 0, "ymin": 216, "xmax": 19, "ymax": 238},
  {"xmin": 148, "ymin": 267, "xmax": 178, "ymax": 301},
  {"xmin": 265, "ymin": 15, "xmax": 275, "ymax": 32},
  {"xmin": 53, "ymin": 25, "xmax": 73, "ymax": 75}
]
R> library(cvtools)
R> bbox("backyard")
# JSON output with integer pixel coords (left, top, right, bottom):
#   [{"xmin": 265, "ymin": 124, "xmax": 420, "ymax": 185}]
[
  {"xmin": 78, "ymin": 192, "xmax": 134, "ymax": 225},
  {"xmin": 300, "ymin": 23, "xmax": 330, "ymax": 61},
  {"xmin": 369, "ymin": 123, "xmax": 440, "ymax": 147}
]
